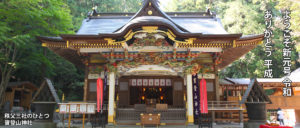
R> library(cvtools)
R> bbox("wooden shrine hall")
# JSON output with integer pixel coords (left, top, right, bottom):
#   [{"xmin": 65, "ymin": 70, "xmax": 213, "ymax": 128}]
[{"xmin": 38, "ymin": 0, "xmax": 264, "ymax": 126}]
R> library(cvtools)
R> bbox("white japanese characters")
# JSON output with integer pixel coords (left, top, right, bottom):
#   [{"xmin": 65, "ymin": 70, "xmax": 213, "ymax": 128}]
[
  {"xmin": 264, "ymin": 10, "xmax": 273, "ymax": 78},
  {"xmin": 282, "ymin": 10, "xmax": 293, "ymax": 97}
]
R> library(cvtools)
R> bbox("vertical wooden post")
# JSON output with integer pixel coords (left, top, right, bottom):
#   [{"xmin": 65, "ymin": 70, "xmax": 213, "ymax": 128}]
[
  {"xmin": 62, "ymin": 114, "xmax": 65, "ymax": 128},
  {"xmin": 214, "ymin": 64, "xmax": 220, "ymax": 101},
  {"xmin": 226, "ymin": 86, "xmax": 229, "ymax": 98},
  {"xmin": 186, "ymin": 74, "xmax": 194, "ymax": 124},
  {"xmin": 212, "ymin": 111, "xmax": 215, "ymax": 124},
  {"xmin": 214, "ymin": 61, "xmax": 220, "ymax": 123},
  {"xmin": 68, "ymin": 105, "xmax": 71, "ymax": 128},
  {"xmin": 83, "ymin": 66, "xmax": 89, "ymax": 102},
  {"xmin": 82, "ymin": 113, "xmax": 85, "ymax": 128},
  {"xmin": 239, "ymin": 110, "xmax": 243, "ymax": 125}
]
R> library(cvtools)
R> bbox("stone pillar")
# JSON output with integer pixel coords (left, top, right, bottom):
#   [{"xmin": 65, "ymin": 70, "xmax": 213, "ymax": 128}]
[
  {"xmin": 108, "ymin": 72, "xmax": 115, "ymax": 124},
  {"xmin": 186, "ymin": 74, "xmax": 194, "ymax": 124}
]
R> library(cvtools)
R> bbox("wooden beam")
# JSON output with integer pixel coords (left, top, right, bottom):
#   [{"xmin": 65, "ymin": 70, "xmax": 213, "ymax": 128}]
[{"xmin": 31, "ymin": 81, "xmax": 46, "ymax": 102}]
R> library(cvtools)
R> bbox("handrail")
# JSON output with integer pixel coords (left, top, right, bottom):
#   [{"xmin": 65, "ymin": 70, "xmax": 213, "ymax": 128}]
[{"xmin": 207, "ymin": 101, "xmax": 243, "ymax": 110}]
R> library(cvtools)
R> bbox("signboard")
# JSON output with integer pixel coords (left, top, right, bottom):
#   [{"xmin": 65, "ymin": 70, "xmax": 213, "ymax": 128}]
[
  {"xmin": 66, "ymin": 105, "xmax": 69, "ymax": 113},
  {"xmin": 59, "ymin": 103, "xmax": 96, "ymax": 114},
  {"xmin": 131, "ymin": 79, "xmax": 137, "ymax": 86},
  {"xmin": 137, "ymin": 79, "xmax": 143, "ymax": 86},
  {"xmin": 79, "ymin": 104, "xmax": 87, "ymax": 113},
  {"xmin": 154, "ymin": 79, "xmax": 160, "ymax": 86},
  {"xmin": 166, "ymin": 79, "xmax": 171, "ymax": 86},
  {"xmin": 88, "ymin": 72, "xmax": 105, "ymax": 79},
  {"xmin": 143, "ymin": 79, "xmax": 148, "ymax": 86},
  {"xmin": 70, "ymin": 104, "xmax": 77, "ymax": 113},
  {"xmin": 128, "ymin": 78, "xmax": 173, "ymax": 87},
  {"xmin": 60, "ymin": 104, "xmax": 67, "ymax": 113},
  {"xmin": 160, "ymin": 79, "xmax": 165, "ymax": 86},
  {"xmin": 198, "ymin": 73, "xmax": 215, "ymax": 79},
  {"xmin": 149, "ymin": 79, "xmax": 154, "ymax": 86},
  {"xmin": 87, "ymin": 104, "xmax": 95, "ymax": 113}
]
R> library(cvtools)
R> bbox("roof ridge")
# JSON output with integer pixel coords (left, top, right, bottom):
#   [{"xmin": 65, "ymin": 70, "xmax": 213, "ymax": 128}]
[
  {"xmin": 240, "ymin": 78, "xmax": 272, "ymax": 104},
  {"xmin": 113, "ymin": 0, "xmax": 190, "ymax": 33}
]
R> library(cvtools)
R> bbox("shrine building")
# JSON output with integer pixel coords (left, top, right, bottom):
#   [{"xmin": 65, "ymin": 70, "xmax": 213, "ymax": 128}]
[{"xmin": 38, "ymin": 0, "xmax": 264, "ymax": 126}]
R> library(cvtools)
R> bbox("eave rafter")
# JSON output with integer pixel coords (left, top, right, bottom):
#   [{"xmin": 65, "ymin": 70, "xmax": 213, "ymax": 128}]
[
  {"xmin": 41, "ymin": 26, "xmax": 249, "ymax": 50},
  {"xmin": 70, "ymin": 38, "xmax": 123, "ymax": 49},
  {"xmin": 39, "ymin": 29, "xmax": 263, "ymax": 70},
  {"xmin": 235, "ymin": 36, "xmax": 264, "ymax": 47},
  {"xmin": 217, "ymin": 34, "xmax": 264, "ymax": 69},
  {"xmin": 42, "ymin": 39, "xmax": 123, "ymax": 49},
  {"xmin": 42, "ymin": 41, "xmax": 66, "ymax": 48},
  {"xmin": 177, "ymin": 39, "xmax": 232, "ymax": 48}
]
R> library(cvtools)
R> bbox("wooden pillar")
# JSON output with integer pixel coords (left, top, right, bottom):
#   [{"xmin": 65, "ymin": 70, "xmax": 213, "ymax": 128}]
[
  {"xmin": 83, "ymin": 66, "xmax": 89, "ymax": 102},
  {"xmin": 226, "ymin": 86, "xmax": 229, "ymax": 98},
  {"xmin": 186, "ymin": 74, "xmax": 194, "ymax": 123},
  {"xmin": 108, "ymin": 72, "xmax": 115, "ymax": 124},
  {"xmin": 214, "ymin": 64, "xmax": 220, "ymax": 101},
  {"xmin": 212, "ymin": 111, "xmax": 215, "ymax": 124}
]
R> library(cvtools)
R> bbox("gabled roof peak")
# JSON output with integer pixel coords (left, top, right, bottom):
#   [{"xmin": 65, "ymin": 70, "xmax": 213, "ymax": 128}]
[{"xmin": 114, "ymin": 0, "xmax": 189, "ymax": 33}]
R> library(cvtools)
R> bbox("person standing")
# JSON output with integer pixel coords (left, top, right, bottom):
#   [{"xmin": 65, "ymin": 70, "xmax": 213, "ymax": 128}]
[{"xmin": 277, "ymin": 108, "xmax": 284, "ymax": 126}]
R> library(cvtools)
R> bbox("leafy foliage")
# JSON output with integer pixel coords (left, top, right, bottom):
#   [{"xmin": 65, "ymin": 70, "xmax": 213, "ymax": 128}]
[
  {"xmin": 0, "ymin": 0, "xmax": 143, "ymax": 102},
  {"xmin": 0, "ymin": 0, "xmax": 78, "ymax": 102},
  {"xmin": 67, "ymin": 0, "xmax": 142, "ymax": 30},
  {"xmin": 162, "ymin": 0, "xmax": 299, "ymax": 78},
  {"xmin": 217, "ymin": 0, "xmax": 300, "ymax": 78}
]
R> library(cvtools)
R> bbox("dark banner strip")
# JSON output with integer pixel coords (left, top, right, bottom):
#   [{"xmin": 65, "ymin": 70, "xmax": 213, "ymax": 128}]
[{"xmin": 192, "ymin": 74, "xmax": 200, "ymax": 118}]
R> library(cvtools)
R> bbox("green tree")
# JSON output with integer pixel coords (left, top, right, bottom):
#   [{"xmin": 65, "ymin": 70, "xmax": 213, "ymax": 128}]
[
  {"xmin": 219, "ymin": 0, "xmax": 299, "ymax": 78},
  {"xmin": 67, "ymin": 0, "xmax": 142, "ymax": 31},
  {"xmin": 0, "ymin": 0, "xmax": 74, "ymax": 105},
  {"xmin": 162, "ymin": 0, "xmax": 299, "ymax": 78}
]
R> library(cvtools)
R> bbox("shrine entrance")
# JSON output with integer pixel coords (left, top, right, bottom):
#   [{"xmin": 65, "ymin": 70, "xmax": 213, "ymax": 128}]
[
  {"xmin": 118, "ymin": 75, "xmax": 185, "ymax": 108},
  {"xmin": 129, "ymin": 84, "xmax": 173, "ymax": 105},
  {"xmin": 115, "ymin": 66, "xmax": 186, "ymax": 124}
]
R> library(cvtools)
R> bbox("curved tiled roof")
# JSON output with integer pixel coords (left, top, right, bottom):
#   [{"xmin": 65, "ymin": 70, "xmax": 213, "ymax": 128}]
[
  {"xmin": 77, "ymin": 0, "xmax": 226, "ymax": 35},
  {"xmin": 77, "ymin": 16, "xmax": 228, "ymax": 35},
  {"xmin": 38, "ymin": 0, "xmax": 264, "ymax": 70}
]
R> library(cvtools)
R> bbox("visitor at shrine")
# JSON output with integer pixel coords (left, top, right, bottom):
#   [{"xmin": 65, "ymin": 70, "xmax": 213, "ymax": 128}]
[{"xmin": 277, "ymin": 108, "xmax": 284, "ymax": 126}]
